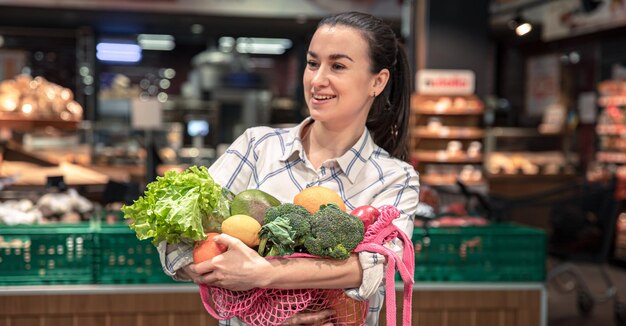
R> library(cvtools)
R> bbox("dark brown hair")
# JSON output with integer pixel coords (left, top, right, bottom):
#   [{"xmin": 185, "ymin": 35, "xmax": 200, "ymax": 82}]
[{"xmin": 318, "ymin": 11, "xmax": 411, "ymax": 161}]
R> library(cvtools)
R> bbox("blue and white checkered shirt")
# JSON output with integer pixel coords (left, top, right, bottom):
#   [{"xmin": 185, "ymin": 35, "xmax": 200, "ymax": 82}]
[{"xmin": 159, "ymin": 118, "xmax": 419, "ymax": 326}]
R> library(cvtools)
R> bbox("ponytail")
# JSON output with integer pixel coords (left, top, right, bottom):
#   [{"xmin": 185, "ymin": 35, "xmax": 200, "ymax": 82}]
[{"xmin": 366, "ymin": 42, "xmax": 411, "ymax": 162}]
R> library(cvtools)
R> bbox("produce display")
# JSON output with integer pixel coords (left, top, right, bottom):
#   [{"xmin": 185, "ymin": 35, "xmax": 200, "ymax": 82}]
[
  {"xmin": 0, "ymin": 188, "xmax": 94, "ymax": 225},
  {"xmin": 121, "ymin": 165, "xmax": 414, "ymax": 326}
]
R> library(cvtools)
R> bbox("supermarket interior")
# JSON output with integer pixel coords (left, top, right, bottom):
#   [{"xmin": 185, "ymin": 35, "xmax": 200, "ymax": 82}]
[{"xmin": 1, "ymin": 0, "xmax": 626, "ymax": 325}]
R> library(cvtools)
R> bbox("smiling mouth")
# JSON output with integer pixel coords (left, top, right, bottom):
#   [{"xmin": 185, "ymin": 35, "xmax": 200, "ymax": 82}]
[{"xmin": 312, "ymin": 94, "xmax": 336, "ymax": 100}]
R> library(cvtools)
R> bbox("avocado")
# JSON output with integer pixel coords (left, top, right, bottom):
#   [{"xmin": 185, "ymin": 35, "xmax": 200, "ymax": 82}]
[{"xmin": 230, "ymin": 189, "xmax": 281, "ymax": 224}]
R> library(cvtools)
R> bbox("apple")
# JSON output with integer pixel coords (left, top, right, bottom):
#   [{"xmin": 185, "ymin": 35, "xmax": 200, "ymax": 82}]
[
  {"xmin": 351, "ymin": 205, "xmax": 381, "ymax": 231},
  {"xmin": 193, "ymin": 233, "xmax": 227, "ymax": 264}
]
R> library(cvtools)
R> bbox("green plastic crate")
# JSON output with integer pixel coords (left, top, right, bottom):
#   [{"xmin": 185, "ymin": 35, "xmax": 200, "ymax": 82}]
[
  {"xmin": 0, "ymin": 223, "xmax": 95, "ymax": 285},
  {"xmin": 94, "ymin": 224, "xmax": 176, "ymax": 284},
  {"xmin": 402, "ymin": 223, "xmax": 546, "ymax": 282}
]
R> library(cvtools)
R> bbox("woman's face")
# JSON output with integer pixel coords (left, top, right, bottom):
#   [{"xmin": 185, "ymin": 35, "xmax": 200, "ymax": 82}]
[{"xmin": 303, "ymin": 24, "xmax": 387, "ymax": 127}]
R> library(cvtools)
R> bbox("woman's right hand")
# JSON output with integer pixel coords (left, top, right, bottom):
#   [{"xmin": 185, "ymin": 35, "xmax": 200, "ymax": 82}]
[
  {"xmin": 179, "ymin": 263, "xmax": 201, "ymax": 282},
  {"xmin": 187, "ymin": 234, "xmax": 274, "ymax": 291}
]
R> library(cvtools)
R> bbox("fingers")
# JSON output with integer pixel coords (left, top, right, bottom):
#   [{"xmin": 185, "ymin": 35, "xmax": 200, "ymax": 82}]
[
  {"xmin": 213, "ymin": 233, "xmax": 243, "ymax": 249},
  {"xmin": 195, "ymin": 270, "xmax": 225, "ymax": 287}
]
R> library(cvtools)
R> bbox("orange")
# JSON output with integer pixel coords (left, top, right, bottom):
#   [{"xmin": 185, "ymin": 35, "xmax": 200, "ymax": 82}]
[
  {"xmin": 221, "ymin": 214, "xmax": 262, "ymax": 247},
  {"xmin": 293, "ymin": 186, "xmax": 346, "ymax": 214},
  {"xmin": 193, "ymin": 233, "xmax": 227, "ymax": 264}
]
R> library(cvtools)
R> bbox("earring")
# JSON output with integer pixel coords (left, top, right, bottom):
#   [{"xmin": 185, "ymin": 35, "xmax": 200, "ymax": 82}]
[{"xmin": 372, "ymin": 91, "xmax": 376, "ymax": 97}]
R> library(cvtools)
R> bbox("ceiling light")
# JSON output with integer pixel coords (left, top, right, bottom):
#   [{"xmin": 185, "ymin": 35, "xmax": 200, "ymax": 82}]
[
  {"xmin": 508, "ymin": 14, "xmax": 533, "ymax": 37},
  {"xmin": 515, "ymin": 22, "xmax": 532, "ymax": 36},
  {"xmin": 190, "ymin": 24, "xmax": 204, "ymax": 34},
  {"xmin": 96, "ymin": 42, "xmax": 142, "ymax": 63},
  {"xmin": 234, "ymin": 37, "xmax": 293, "ymax": 55},
  {"xmin": 137, "ymin": 34, "xmax": 175, "ymax": 51}
]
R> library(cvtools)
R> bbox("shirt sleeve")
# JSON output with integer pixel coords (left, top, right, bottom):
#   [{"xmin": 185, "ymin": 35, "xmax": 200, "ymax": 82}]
[
  {"xmin": 157, "ymin": 240, "xmax": 194, "ymax": 281},
  {"xmin": 156, "ymin": 128, "xmax": 259, "ymax": 280},
  {"xmin": 345, "ymin": 163, "xmax": 419, "ymax": 301}
]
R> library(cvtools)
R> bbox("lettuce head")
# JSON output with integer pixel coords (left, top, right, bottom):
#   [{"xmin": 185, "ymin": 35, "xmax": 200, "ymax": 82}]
[{"xmin": 122, "ymin": 166, "xmax": 232, "ymax": 244}]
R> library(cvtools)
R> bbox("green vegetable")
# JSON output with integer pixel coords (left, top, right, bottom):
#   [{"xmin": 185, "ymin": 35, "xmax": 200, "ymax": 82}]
[
  {"xmin": 304, "ymin": 204, "xmax": 365, "ymax": 260},
  {"xmin": 263, "ymin": 203, "xmax": 311, "ymax": 224},
  {"xmin": 258, "ymin": 204, "xmax": 312, "ymax": 257},
  {"xmin": 121, "ymin": 166, "xmax": 232, "ymax": 245},
  {"xmin": 257, "ymin": 215, "xmax": 296, "ymax": 257}
]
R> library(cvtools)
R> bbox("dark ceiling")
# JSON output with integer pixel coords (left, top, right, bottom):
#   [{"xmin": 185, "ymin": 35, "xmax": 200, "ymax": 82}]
[{"xmin": 0, "ymin": 5, "xmax": 331, "ymax": 44}]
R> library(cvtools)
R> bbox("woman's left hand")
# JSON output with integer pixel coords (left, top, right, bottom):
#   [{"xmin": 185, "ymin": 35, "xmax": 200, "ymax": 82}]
[{"xmin": 189, "ymin": 233, "xmax": 272, "ymax": 291}]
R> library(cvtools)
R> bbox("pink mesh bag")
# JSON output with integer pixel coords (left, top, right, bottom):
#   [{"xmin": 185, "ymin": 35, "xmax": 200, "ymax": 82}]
[{"xmin": 198, "ymin": 205, "xmax": 415, "ymax": 326}]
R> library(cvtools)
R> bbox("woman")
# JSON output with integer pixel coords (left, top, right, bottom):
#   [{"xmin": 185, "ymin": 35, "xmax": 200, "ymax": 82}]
[{"xmin": 159, "ymin": 11, "xmax": 419, "ymax": 325}]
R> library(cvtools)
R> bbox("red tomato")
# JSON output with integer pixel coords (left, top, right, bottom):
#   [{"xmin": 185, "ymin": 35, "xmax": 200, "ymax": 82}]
[{"xmin": 350, "ymin": 205, "xmax": 381, "ymax": 231}]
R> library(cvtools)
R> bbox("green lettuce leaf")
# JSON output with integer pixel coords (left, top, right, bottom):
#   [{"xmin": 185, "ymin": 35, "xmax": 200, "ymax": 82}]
[{"xmin": 121, "ymin": 166, "xmax": 231, "ymax": 245}]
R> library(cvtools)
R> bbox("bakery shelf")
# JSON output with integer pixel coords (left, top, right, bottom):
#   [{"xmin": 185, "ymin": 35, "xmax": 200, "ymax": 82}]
[
  {"xmin": 420, "ymin": 173, "xmax": 486, "ymax": 187},
  {"xmin": 596, "ymin": 124, "xmax": 626, "ymax": 135},
  {"xmin": 409, "ymin": 92, "xmax": 486, "ymax": 188},
  {"xmin": 598, "ymin": 95, "xmax": 626, "ymax": 107},
  {"xmin": 596, "ymin": 151, "xmax": 626, "ymax": 164},
  {"xmin": 412, "ymin": 150, "xmax": 483, "ymax": 164},
  {"xmin": 411, "ymin": 106, "xmax": 484, "ymax": 115},
  {"xmin": 0, "ymin": 117, "xmax": 79, "ymax": 131},
  {"xmin": 413, "ymin": 127, "xmax": 484, "ymax": 139}
]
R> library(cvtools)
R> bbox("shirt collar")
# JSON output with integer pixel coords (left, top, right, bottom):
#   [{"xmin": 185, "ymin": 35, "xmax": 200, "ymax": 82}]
[
  {"xmin": 280, "ymin": 117, "xmax": 375, "ymax": 184},
  {"xmin": 279, "ymin": 117, "xmax": 313, "ymax": 162},
  {"xmin": 335, "ymin": 127, "xmax": 375, "ymax": 184}
]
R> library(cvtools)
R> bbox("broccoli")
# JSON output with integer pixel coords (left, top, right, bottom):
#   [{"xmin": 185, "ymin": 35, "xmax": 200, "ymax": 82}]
[
  {"xmin": 304, "ymin": 204, "xmax": 365, "ymax": 260},
  {"xmin": 258, "ymin": 207, "xmax": 312, "ymax": 256},
  {"xmin": 264, "ymin": 203, "xmax": 312, "ymax": 224},
  {"xmin": 258, "ymin": 214, "xmax": 296, "ymax": 257}
]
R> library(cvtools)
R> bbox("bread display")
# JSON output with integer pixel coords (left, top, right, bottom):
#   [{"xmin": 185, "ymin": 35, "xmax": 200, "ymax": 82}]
[{"xmin": 0, "ymin": 74, "xmax": 83, "ymax": 121}]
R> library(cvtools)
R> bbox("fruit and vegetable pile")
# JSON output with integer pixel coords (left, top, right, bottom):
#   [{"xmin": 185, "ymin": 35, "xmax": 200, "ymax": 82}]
[{"xmin": 122, "ymin": 166, "xmax": 414, "ymax": 326}]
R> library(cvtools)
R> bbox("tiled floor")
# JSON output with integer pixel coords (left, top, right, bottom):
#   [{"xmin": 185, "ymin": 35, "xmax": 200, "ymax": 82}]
[{"xmin": 547, "ymin": 259, "xmax": 626, "ymax": 326}]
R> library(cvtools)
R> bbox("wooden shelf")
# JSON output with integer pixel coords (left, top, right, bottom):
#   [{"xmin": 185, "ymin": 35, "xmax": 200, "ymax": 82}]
[
  {"xmin": 0, "ymin": 116, "xmax": 79, "ymax": 131},
  {"xmin": 486, "ymin": 172, "xmax": 577, "ymax": 179},
  {"xmin": 420, "ymin": 173, "xmax": 485, "ymax": 186},
  {"xmin": 596, "ymin": 124, "xmax": 626, "ymax": 136},
  {"xmin": 0, "ymin": 161, "xmax": 109, "ymax": 187},
  {"xmin": 413, "ymin": 127, "xmax": 484, "ymax": 139},
  {"xmin": 596, "ymin": 151, "xmax": 626, "ymax": 164},
  {"xmin": 598, "ymin": 95, "xmax": 626, "ymax": 107},
  {"xmin": 412, "ymin": 150, "xmax": 483, "ymax": 164},
  {"xmin": 411, "ymin": 106, "xmax": 483, "ymax": 115}
]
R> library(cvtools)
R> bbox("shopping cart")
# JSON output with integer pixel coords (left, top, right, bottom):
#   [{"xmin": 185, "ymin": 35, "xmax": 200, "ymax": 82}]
[
  {"xmin": 420, "ymin": 177, "xmax": 625, "ymax": 325},
  {"xmin": 544, "ymin": 176, "xmax": 625, "ymax": 325}
]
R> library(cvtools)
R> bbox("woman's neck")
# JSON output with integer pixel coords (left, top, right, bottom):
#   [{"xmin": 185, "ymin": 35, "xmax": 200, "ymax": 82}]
[{"xmin": 302, "ymin": 120, "xmax": 365, "ymax": 170}]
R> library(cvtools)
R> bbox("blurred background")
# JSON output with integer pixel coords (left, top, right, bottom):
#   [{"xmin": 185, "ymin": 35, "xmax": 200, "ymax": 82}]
[{"xmin": 0, "ymin": 1, "xmax": 626, "ymax": 325}]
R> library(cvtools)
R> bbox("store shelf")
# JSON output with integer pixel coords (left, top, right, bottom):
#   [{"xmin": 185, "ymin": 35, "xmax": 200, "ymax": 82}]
[
  {"xmin": 593, "ymin": 80, "xmax": 626, "ymax": 200},
  {"xmin": 409, "ymin": 93, "xmax": 486, "ymax": 187},
  {"xmin": 420, "ymin": 173, "xmax": 485, "ymax": 186},
  {"xmin": 596, "ymin": 151, "xmax": 626, "ymax": 164},
  {"xmin": 412, "ymin": 126, "xmax": 485, "ymax": 139},
  {"xmin": 0, "ymin": 116, "xmax": 79, "ymax": 131},
  {"xmin": 0, "ymin": 161, "xmax": 109, "ymax": 187},
  {"xmin": 598, "ymin": 95, "xmax": 626, "ymax": 107},
  {"xmin": 596, "ymin": 124, "xmax": 626, "ymax": 135},
  {"xmin": 412, "ymin": 150, "xmax": 483, "ymax": 164},
  {"xmin": 411, "ymin": 106, "xmax": 484, "ymax": 115}
]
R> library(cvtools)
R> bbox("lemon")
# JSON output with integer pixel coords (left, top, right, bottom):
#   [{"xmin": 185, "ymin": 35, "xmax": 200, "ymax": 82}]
[{"xmin": 221, "ymin": 214, "xmax": 262, "ymax": 247}]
